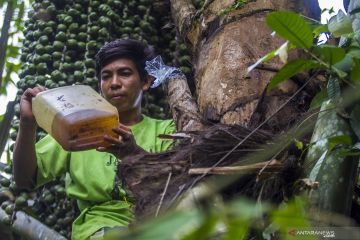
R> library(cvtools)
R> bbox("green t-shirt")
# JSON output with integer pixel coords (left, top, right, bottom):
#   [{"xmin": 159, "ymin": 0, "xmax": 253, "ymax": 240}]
[{"xmin": 35, "ymin": 115, "xmax": 176, "ymax": 240}]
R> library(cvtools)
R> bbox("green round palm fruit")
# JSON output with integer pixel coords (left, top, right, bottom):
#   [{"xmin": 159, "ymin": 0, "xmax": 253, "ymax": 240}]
[
  {"xmin": 67, "ymin": 39, "xmax": 78, "ymax": 50},
  {"xmin": 9, "ymin": 131, "xmax": 17, "ymax": 141},
  {"xmin": 43, "ymin": 26, "xmax": 53, "ymax": 36},
  {"xmin": 53, "ymin": 61, "xmax": 61, "ymax": 69},
  {"xmin": 52, "ymin": 51, "xmax": 63, "ymax": 61},
  {"xmin": 57, "ymin": 24, "xmax": 67, "ymax": 32},
  {"xmin": 77, "ymin": 32, "xmax": 87, "ymax": 42},
  {"xmin": 62, "ymin": 62, "xmax": 73, "ymax": 73},
  {"xmin": 53, "ymin": 41, "xmax": 65, "ymax": 51},
  {"xmin": 4, "ymin": 203, "xmax": 14, "ymax": 215},
  {"xmin": 0, "ymin": 178, "xmax": 10, "ymax": 188},
  {"xmin": 78, "ymin": 42, "xmax": 86, "ymax": 52},
  {"xmin": 35, "ymin": 44, "xmax": 46, "ymax": 55},
  {"xmin": 35, "ymin": 75, "xmax": 47, "ymax": 85},
  {"xmin": 68, "ymin": 23, "xmax": 79, "ymax": 34},
  {"xmin": 98, "ymin": 16, "xmax": 111, "ymax": 27},
  {"xmin": 84, "ymin": 59, "xmax": 95, "ymax": 68},
  {"xmin": 44, "ymin": 45, "xmax": 54, "ymax": 54},
  {"xmin": 63, "ymin": 15, "xmax": 73, "ymax": 25},
  {"xmin": 40, "ymin": 53, "xmax": 52, "ymax": 63},
  {"xmin": 45, "ymin": 214, "xmax": 56, "ymax": 226},
  {"xmin": 55, "ymin": 31, "xmax": 66, "ymax": 42},
  {"xmin": 36, "ymin": 63, "xmax": 48, "ymax": 75},
  {"xmin": 15, "ymin": 196, "xmax": 28, "ymax": 208},
  {"xmin": 74, "ymin": 61, "xmax": 84, "ymax": 71},
  {"xmin": 38, "ymin": 35, "xmax": 49, "ymax": 45}
]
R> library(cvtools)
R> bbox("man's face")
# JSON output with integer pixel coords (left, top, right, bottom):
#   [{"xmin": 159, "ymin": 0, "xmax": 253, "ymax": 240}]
[{"xmin": 100, "ymin": 58, "xmax": 150, "ymax": 113}]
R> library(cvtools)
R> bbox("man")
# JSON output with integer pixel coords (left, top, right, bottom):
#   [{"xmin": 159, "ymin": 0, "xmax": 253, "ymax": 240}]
[{"xmin": 13, "ymin": 39, "xmax": 176, "ymax": 239}]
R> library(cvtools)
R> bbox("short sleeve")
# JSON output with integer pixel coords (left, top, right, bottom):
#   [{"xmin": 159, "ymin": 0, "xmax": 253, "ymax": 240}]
[{"xmin": 35, "ymin": 135, "xmax": 70, "ymax": 187}]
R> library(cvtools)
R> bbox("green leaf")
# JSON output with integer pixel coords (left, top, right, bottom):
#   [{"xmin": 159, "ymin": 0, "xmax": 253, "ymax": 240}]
[
  {"xmin": 331, "ymin": 65, "xmax": 348, "ymax": 78},
  {"xmin": 350, "ymin": 8, "xmax": 360, "ymax": 15},
  {"xmin": 0, "ymin": 114, "xmax": 3, "ymax": 122},
  {"xmin": 6, "ymin": 45, "xmax": 20, "ymax": 58},
  {"xmin": 314, "ymin": 45, "xmax": 346, "ymax": 65},
  {"xmin": 312, "ymin": 24, "xmax": 329, "ymax": 37},
  {"xmin": 310, "ymin": 89, "xmax": 328, "ymax": 109},
  {"xmin": 328, "ymin": 10, "xmax": 353, "ymax": 37},
  {"xmin": 181, "ymin": 213, "xmax": 218, "ymax": 240},
  {"xmin": 266, "ymin": 11, "xmax": 313, "ymax": 49},
  {"xmin": 271, "ymin": 197, "xmax": 311, "ymax": 240},
  {"xmin": 268, "ymin": 59, "xmax": 319, "ymax": 90},
  {"xmin": 327, "ymin": 135, "xmax": 353, "ymax": 154},
  {"xmin": 327, "ymin": 76, "xmax": 341, "ymax": 99},
  {"xmin": 333, "ymin": 54, "xmax": 353, "ymax": 72},
  {"xmin": 247, "ymin": 41, "xmax": 295, "ymax": 72},
  {"xmin": 294, "ymin": 139, "xmax": 304, "ymax": 150},
  {"xmin": 15, "ymin": 2, "xmax": 25, "ymax": 29},
  {"xmin": 350, "ymin": 105, "xmax": 360, "ymax": 139},
  {"xmin": 351, "ymin": 59, "xmax": 360, "ymax": 83},
  {"xmin": 223, "ymin": 218, "xmax": 249, "ymax": 240}
]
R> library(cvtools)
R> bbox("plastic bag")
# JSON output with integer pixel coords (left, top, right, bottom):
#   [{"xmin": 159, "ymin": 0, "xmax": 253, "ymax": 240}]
[{"xmin": 145, "ymin": 56, "xmax": 183, "ymax": 88}]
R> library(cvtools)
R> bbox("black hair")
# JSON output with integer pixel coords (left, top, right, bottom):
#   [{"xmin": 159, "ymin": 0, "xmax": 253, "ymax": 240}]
[{"xmin": 95, "ymin": 39, "xmax": 156, "ymax": 81}]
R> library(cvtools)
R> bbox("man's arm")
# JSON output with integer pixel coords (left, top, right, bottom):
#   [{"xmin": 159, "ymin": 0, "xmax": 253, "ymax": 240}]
[{"xmin": 13, "ymin": 86, "xmax": 46, "ymax": 189}]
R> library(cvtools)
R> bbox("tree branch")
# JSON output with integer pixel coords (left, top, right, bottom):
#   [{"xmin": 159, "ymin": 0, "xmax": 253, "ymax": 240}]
[
  {"xmin": 169, "ymin": 0, "xmax": 196, "ymax": 39},
  {"xmin": 165, "ymin": 75, "xmax": 204, "ymax": 131},
  {"xmin": 0, "ymin": 1, "xmax": 15, "ymax": 88}
]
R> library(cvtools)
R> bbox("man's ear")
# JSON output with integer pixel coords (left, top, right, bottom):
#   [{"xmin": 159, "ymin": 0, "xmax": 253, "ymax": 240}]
[{"xmin": 142, "ymin": 74, "xmax": 152, "ymax": 91}]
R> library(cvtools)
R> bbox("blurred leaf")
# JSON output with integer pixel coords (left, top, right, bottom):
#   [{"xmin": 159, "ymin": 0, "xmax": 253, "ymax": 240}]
[
  {"xmin": 327, "ymin": 135, "xmax": 352, "ymax": 154},
  {"xmin": 271, "ymin": 197, "xmax": 311, "ymax": 240},
  {"xmin": 294, "ymin": 139, "xmax": 304, "ymax": 150},
  {"xmin": 333, "ymin": 54, "xmax": 353, "ymax": 73},
  {"xmin": 6, "ymin": 45, "xmax": 20, "ymax": 58},
  {"xmin": 328, "ymin": 10, "xmax": 353, "ymax": 37},
  {"xmin": 15, "ymin": 1, "xmax": 25, "ymax": 29},
  {"xmin": 181, "ymin": 213, "xmax": 218, "ymax": 240},
  {"xmin": 327, "ymin": 76, "xmax": 341, "ymax": 99},
  {"xmin": 349, "ymin": 8, "xmax": 360, "ymax": 15},
  {"xmin": 313, "ymin": 24, "xmax": 329, "ymax": 37},
  {"xmin": 310, "ymin": 89, "xmax": 328, "ymax": 109},
  {"xmin": 331, "ymin": 65, "xmax": 348, "ymax": 78},
  {"xmin": 351, "ymin": 59, "xmax": 360, "ymax": 83},
  {"xmin": 348, "ymin": 48, "xmax": 360, "ymax": 59},
  {"xmin": 350, "ymin": 105, "xmax": 360, "ymax": 139},
  {"xmin": 268, "ymin": 59, "xmax": 320, "ymax": 90},
  {"xmin": 314, "ymin": 45, "xmax": 346, "ymax": 65},
  {"xmin": 107, "ymin": 210, "xmax": 202, "ymax": 240},
  {"xmin": 223, "ymin": 218, "xmax": 249, "ymax": 240},
  {"xmin": 0, "ymin": 114, "xmax": 3, "ymax": 122},
  {"xmin": 266, "ymin": 11, "xmax": 313, "ymax": 49}
]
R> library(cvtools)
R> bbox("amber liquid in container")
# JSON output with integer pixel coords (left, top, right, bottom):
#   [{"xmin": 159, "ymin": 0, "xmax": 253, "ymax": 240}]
[{"xmin": 32, "ymin": 85, "xmax": 119, "ymax": 151}]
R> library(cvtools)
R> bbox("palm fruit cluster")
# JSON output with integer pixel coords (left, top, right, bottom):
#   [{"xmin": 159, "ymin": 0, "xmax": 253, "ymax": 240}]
[{"xmin": 3, "ymin": 0, "xmax": 195, "ymax": 237}]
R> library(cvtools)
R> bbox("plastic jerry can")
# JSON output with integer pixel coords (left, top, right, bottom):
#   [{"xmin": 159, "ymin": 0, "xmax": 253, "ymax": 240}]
[{"xmin": 32, "ymin": 85, "xmax": 119, "ymax": 151}]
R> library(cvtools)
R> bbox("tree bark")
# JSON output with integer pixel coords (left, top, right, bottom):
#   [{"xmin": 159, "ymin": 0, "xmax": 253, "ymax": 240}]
[
  {"xmin": 170, "ymin": 0, "xmax": 320, "ymax": 129},
  {"xmin": 0, "ymin": 1, "xmax": 15, "ymax": 88},
  {"xmin": 165, "ymin": 75, "xmax": 204, "ymax": 131}
]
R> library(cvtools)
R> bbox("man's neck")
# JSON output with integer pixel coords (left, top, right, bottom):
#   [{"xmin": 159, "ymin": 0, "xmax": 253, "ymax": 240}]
[{"xmin": 118, "ymin": 108, "xmax": 143, "ymax": 126}]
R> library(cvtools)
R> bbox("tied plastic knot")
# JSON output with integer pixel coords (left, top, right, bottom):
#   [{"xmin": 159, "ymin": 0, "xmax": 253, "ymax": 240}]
[{"xmin": 145, "ymin": 56, "xmax": 183, "ymax": 88}]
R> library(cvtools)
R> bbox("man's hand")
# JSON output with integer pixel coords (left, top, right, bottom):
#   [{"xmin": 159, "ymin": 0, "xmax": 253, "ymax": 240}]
[
  {"xmin": 96, "ymin": 123, "xmax": 146, "ymax": 159},
  {"xmin": 20, "ymin": 85, "xmax": 46, "ymax": 128}
]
